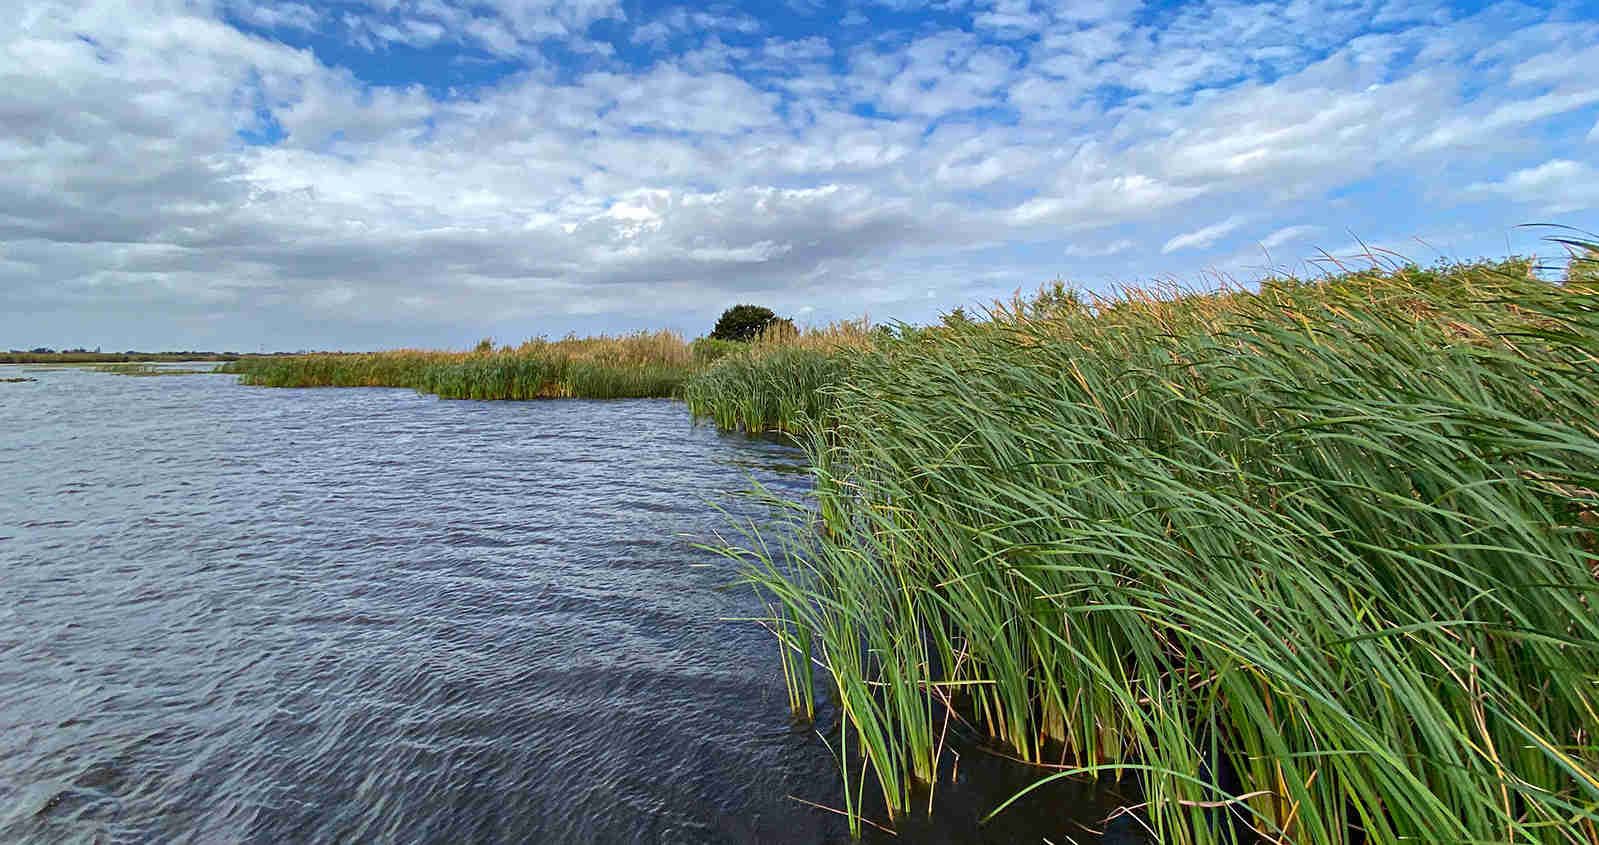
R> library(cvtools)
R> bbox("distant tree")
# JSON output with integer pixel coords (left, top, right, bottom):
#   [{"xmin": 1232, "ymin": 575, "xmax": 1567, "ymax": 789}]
[
  {"xmin": 474, "ymin": 337, "xmax": 495, "ymax": 354},
  {"xmin": 710, "ymin": 304, "xmax": 783, "ymax": 342}
]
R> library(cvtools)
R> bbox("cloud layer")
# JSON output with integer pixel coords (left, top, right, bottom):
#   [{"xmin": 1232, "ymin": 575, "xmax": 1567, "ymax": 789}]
[{"xmin": 3, "ymin": 0, "xmax": 1596, "ymax": 349}]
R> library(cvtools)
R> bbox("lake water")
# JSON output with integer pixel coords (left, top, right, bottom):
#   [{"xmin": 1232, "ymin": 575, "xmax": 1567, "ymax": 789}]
[{"xmin": 0, "ymin": 366, "xmax": 1136, "ymax": 844}]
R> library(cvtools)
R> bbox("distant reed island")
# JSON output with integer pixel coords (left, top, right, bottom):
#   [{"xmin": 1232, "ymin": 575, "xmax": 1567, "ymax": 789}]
[
  {"xmin": 217, "ymin": 251, "xmax": 1599, "ymax": 842},
  {"xmin": 1, "ymin": 350, "xmax": 248, "ymax": 364}
]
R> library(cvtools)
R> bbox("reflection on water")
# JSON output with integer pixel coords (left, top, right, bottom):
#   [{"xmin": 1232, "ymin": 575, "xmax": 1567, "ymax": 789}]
[{"xmin": 0, "ymin": 366, "xmax": 1135, "ymax": 843}]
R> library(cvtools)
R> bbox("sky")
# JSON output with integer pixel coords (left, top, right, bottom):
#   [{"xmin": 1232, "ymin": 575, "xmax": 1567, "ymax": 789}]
[{"xmin": 2, "ymin": 0, "xmax": 1597, "ymax": 351}]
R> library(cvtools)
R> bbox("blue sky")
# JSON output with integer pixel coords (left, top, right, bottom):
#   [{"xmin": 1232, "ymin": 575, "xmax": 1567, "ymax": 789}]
[{"xmin": 3, "ymin": 0, "xmax": 1597, "ymax": 350}]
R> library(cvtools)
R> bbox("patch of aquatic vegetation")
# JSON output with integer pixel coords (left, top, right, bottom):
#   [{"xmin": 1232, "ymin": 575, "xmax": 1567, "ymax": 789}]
[
  {"xmin": 222, "ymin": 331, "xmax": 701, "ymax": 400},
  {"xmin": 708, "ymin": 252, "xmax": 1599, "ymax": 841},
  {"xmin": 222, "ymin": 324, "xmax": 880, "ymax": 406},
  {"xmin": 0, "ymin": 376, "xmax": 37, "ymax": 383},
  {"xmin": 682, "ymin": 320, "xmax": 872, "ymax": 436},
  {"xmin": 84, "ymin": 364, "xmax": 218, "ymax": 376}
]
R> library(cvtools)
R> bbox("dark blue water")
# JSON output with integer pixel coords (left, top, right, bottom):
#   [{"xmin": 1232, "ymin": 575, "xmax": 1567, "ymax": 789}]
[{"xmin": 0, "ymin": 366, "xmax": 1131, "ymax": 843}]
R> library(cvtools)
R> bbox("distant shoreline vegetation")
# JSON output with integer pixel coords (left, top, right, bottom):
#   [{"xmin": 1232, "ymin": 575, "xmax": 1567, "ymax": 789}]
[
  {"xmin": 221, "ymin": 331, "xmax": 702, "ymax": 399},
  {"xmin": 216, "ymin": 323, "xmax": 874, "ymax": 405},
  {"xmin": 2, "ymin": 350, "xmax": 248, "ymax": 364},
  {"xmin": 144, "ymin": 250, "xmax": 1599, "ymax": 840}
]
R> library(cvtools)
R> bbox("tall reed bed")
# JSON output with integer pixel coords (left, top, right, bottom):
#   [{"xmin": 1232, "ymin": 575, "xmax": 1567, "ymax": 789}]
[
  {"xmin": 682, "ymin": 320, "xmax": 874, "ymax": 434},
  {"xmin": 223, "ymin": 331, "xmax": 694, "ymax": 400},
  {"xmin": 86, "ymin": 363, "xmax": 217, "ymax": 376},
  {"xmin": 713, "ymin": 258, "xmax": 1599, "ymax": 842}
]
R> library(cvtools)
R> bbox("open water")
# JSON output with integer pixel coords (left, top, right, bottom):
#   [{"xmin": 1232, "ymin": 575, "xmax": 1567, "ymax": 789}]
[{"xmin": 0, "ymin": 365, "xmax": 1137, "ymax": 844}]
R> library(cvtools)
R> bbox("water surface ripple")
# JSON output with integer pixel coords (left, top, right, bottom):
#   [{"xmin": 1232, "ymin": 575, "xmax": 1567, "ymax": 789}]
[{"xmin": 0, "ymin": 367, "xmax": 1127, "ymax": 844}]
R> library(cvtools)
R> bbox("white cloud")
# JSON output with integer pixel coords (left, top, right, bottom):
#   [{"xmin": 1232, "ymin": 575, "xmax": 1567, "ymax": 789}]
[
  {"xmin": 1469, "ymin": 160, "xmax": 1599, "ymax": 215},
  {"xmin": 848, "ymin": 30, "xmax": 1018, "ymax": 117},
  {"xmin": 1258, "ymin": 225, "xmax": 1319, "ymax": 250},
  {"xmin": 1008, "ymin": 171, "xmax": 1204, "ymax": 228},
  {"xmin": 591, "ymin": 65, "xmax": 779, "ymax": 134},
  {"xmin": 1065, "ymin": 239, "xmax": 1134, "ymax": 257},
  {"xmin": 631, "ymin": 8, "xmax": 760, "ymax": 49},
  {"xmin": 973, "ymin": 0, "xmax": 1049, "ymax": 36},
  {"xmin": 1416, "ymin": 88, "xmax": 1599, "ymax": 152},
  {"xmin": 760, "ymin": 36, "xmax": 832, "ymax": 64},
  {"xmin": 226, "ymin": 1, "xmax": 319, "ymax": 32},
  {"xmin": 308, "ymin": 0, "xmax": 629, "ymax": 55},
  {"xmin": 1163, "ymin": 216, "xmax": 1248, "ymax": 253}
]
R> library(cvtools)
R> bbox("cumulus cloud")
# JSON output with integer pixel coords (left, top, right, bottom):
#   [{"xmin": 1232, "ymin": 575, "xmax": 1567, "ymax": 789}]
[{"xmin": 2, "ymin": 0, "xmax": 1597, "ymax": 349}]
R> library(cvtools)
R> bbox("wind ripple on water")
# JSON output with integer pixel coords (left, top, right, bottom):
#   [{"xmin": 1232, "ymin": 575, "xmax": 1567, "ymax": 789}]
[{"xmin": 0, "ymin": 367, "xmax": 1125, "ymax": 844}]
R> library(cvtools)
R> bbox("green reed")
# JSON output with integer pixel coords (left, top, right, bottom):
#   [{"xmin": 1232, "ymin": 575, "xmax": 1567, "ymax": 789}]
[
  {"xmin": 222, "ymin": 331, "xmax": 696, "ymax": 400},
  {"xmin": 712, "ymin": 256, "xmax": 1599, "ymax": 842},
  {"xmin": 86, "ymin": 363, "xmax": 217, "ymax": 376},
  {"xmin": 682, "ymin": 319, "xmax": 874, "ymax": 435},
  {"xmin": 682, "ymin": 346, "xmax": 846, "ymax": 435}
]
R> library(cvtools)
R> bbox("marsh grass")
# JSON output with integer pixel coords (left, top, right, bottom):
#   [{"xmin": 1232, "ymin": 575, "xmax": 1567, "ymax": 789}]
[
  {"xmin": 86, "ymin": 364, "xmax": 218, "ymax": 376},
  {"xmin": 711, "ymin": 256, "xmax": 1599, "ymax": 843},
  {"xmin": 222, "ymin": 331, "xmax": 695, "ymax": 400},
  {"xmin": 682, "ymin": 320, "xmax": 874, "ymax": 434}
]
